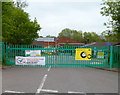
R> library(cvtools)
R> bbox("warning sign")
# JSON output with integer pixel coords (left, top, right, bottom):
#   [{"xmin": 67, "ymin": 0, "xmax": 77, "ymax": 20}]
[{"xmin": 75, "ymin": 48, "xmax": 92, "ymax": 60}]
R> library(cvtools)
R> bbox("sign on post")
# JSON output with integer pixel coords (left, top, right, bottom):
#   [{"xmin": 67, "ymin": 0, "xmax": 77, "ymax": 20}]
[
  {"xmin": 106, "ymin": 43, "xmax": 111, "ymax": 45},
  {"xmin": 16, "ymin": 56, "xmax": 45, "ymax": 65},
  {"xmin": 75, "ymin": 48, "xmax": 92, "ymax": 60}
]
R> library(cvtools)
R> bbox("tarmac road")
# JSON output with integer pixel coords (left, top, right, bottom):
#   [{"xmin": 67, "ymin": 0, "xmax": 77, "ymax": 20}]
[{"xmin": 2, "ymin": 66, "xmax": 118, "ymax": 94}]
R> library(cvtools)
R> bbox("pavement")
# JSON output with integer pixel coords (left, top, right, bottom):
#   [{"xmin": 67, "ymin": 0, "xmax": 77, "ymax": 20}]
[{"xmin": 2, "ymin": 66, "xmax": 118, "ymax": 94}]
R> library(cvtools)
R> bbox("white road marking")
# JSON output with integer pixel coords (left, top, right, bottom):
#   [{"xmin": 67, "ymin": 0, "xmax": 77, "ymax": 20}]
[
  {"xmin": 4, "ymin": 90, "xmax": 25, "ymax": 93},
  {"xmin": 68, "ymin": 91, "xmax": 85, "ymax": 94},
  {"xmin": 36, "ymin": 74, "xmax": 47, "ymax": 94},
  {"xmin": 48, "ymin": 66, "xmax": 51, "ymax": 71},
  {"xmin": 41, "ymin": 89, "xmax": 58, "ymax": 93}
]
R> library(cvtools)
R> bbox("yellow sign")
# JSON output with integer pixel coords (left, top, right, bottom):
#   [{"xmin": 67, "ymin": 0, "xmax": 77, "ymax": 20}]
[
  {"xmin": 97, "ymin": 51, "xmax": 104, "ymax": 58},
  {"xmin": 97, "ymin": 52, "xmax": 104, "ymax": 56},
  {"xmin": 75, "ymin": 48, "xmax": 92, "ymax": 60}
]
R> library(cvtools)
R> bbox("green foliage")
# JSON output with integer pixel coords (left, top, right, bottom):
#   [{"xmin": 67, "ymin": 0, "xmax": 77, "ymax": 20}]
[
  {"xmin": 101, "ymin": 0, "xmax": 120, "ymax": 41},
  {"xmin": 101, "ymin": 30, "xmax": 118, "ymax": 42},
  {"xmin": 14, "ymin": 0, "xmax": 28, "ymax": 9},
  {"xmin": 83, "ymin": 32, "xmax": 103, "ymax": 44},
  {"xmin": 46, "ymin": 35, "xmax": 56, "ymax": 38},
  {"xmin": 59, "ymin": 28, "xmax": 83, "ymax": 42},
  {"xmin": 2, "ymin": 1, "xmax": 41, "ymax": 44},
  {"xmin": 39, "ymin": 36, "xmax": 43, "ymax": 38},
  {"xmin": 58, "ymin": 28, "xmax": 104, "ymax": 44}
]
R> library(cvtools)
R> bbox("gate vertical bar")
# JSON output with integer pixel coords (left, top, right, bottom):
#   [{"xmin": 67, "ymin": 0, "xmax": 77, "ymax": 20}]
[
  {"xmin": 110, "ymin": 46, "xmax": 113, "ymax": 69},
  {"xmin": 1, "ymin": 42, "xmax": 4, "ymax": 65},
  {"xmin": 2, "ymin": 42, "xmax": 4, "ymax": 59},
  {"xmin": 6, "ymin": 44, "xmax": 8, "ymax": 65}
]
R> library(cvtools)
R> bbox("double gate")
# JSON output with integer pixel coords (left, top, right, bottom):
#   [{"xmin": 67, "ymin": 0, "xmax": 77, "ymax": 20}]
[{"xmin": 3, "ymin": 43, "xmax": 115, "ymax": 68}]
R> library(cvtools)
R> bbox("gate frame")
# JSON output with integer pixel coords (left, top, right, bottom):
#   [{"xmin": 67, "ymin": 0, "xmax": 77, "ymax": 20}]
[{"xmin": 2, "ymin": 42, "xmax": 120, "ymax": 68}]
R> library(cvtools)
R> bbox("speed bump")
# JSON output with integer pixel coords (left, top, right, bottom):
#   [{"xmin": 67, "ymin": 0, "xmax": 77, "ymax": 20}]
[{"xmin": 75, "ymin": 48, "xmax": 92, "ymax": 60}]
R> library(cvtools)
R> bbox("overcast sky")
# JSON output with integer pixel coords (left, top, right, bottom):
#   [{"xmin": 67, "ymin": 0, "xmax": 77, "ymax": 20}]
[{"xmin": 24, "ymin": 0, "xmax": 108, "ymax": 37}]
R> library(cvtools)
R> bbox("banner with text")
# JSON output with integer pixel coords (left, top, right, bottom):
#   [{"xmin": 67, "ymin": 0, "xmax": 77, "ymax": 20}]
[{"xmin": 16, "ymin": 56, "xmax": 45, "ymax": 65}]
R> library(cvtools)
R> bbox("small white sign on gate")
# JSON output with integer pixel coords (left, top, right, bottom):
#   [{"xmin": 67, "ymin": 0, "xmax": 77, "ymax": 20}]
[
  {"xmin": 25, "ymin": 50, "xmax": 41, "ymax": 57},
  {"xmin": 16, "ymin": 56, "xmax": 45, "ymax": 65}
]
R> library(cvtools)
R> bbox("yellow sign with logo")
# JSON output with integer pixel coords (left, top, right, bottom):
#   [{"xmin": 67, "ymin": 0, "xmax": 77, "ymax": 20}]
[{"xmin": 75, "ymin": 48, "xmax": 92, "ymax": 60}]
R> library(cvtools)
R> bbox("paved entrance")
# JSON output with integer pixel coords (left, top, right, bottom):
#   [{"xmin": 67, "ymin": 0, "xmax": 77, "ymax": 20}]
[{"xmin": 2, "ymin": 66, "xmax": 118, "ymax": 94}]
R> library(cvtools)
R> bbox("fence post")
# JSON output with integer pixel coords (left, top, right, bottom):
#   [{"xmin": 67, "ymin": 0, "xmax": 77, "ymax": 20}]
[
  {"xmin": 110, "ymin": 46, "xmax": 113, "ymax": 69},
  {"xmin": 2, "ymin": 42, "xmax": 4, "ymax": 57}
]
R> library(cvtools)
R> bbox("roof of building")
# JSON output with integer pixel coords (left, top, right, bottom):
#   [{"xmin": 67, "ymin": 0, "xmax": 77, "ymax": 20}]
[
  {"xmin": 35, "ymin": 38, "xmax": 55, "ymax": 42},
  {"xmin": 85, "ymin": 42, "xmax": 120, "ymax": 46},
  {"xmin": 56, "ymin": 37, "xmax": 83, "ymax": 43},
  {"xmin": 32, "ymin": 41, "xmax": 44, "ymax": 45},
  {"xmin": 57, "ymin": 43, "xmax": 84, "ymax": 45}
]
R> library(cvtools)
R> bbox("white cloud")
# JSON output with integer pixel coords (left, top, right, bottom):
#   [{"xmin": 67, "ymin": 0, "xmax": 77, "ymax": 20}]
[
  {"xmin": 27, "ymin": 0, "xmax": 102, "ymax": 3},
  {"xmin": 25, "ymin": 1, "xmax": 108, "ymax": 37}
]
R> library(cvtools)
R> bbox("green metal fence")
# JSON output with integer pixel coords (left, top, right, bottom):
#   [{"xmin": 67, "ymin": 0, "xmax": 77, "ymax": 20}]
[
  {"xmin": 1, "ymin": 42, "xmax": 5, "ymax": 64},
  {"xmin": 0, "ymin": 42, "xmax": 2, "ymax": 63},
  {"xmin": 3, "ymin": 43, "xmax": 114, "ymax": 68},
  {"xmin": 110, "ymin": 46, "xmax": 120, "ymax": 68},
  {"xmin": 2, "ymin": 42, "xmax": 120, "ymax": 68}
]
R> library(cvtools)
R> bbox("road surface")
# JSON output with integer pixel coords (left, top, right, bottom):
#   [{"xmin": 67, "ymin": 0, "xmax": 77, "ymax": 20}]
[{"xmin": 2, "ymin": 66, "xmax": 118, "ymax": 94}]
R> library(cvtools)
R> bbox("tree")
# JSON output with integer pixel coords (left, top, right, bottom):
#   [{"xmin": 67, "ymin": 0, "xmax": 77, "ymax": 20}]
[
  {"xmin": 15, "ymin": 0, "xmax": 28, "ymax": 9},
  {"xmin": 58, "ymin": 28, "xmax": 83, "ymax": 42},
  {"xmin": 101, "ymin": 0, "xmax": 120, "ymax": 41},
  {"xmin": 91, "ymin": 32, "xmax": 103, "ymax": 42},
  {"xmin": 83, "ymin": 32, "xmax": 91, "ymax": 44},
  {"xmin": 101, "ymin": 30, "xmax": 117, "ymax": 42},
  {"xmin": 2, "ymin": 1, "xmax": 41, "ymax": 44},
  {"xmin": 39, "ymin": 36, "xmax": 43, "ymax": 38},
  {"xmin": 58, "ymin": 28, "xmax": 103, "ymax": 44},
  {"xmin": 46, "ymin": 35, "xmax": 56, "ymax": 38},
  {"xmin": 83, "ymin": 32, "xmax": 103, "ymax": 44}
]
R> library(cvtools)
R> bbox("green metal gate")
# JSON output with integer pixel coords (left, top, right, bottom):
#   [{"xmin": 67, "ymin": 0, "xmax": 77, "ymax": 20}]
[
  {"xmin": 110, "ymin": 46, "xmax": 120, "ymax": 68},
  {"xmin": 4, "ymin": 44, "xmax": 111, "ymax": 68}
]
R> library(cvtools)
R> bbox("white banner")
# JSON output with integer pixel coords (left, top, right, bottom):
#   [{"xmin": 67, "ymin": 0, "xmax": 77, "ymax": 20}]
[
  {"xmin": 25, "ymin": 50, "xmax": 41, "ymax": 57},
  {"xmin": 16, "ymin": 56, "xmax": 45, "ymax": 65}
]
